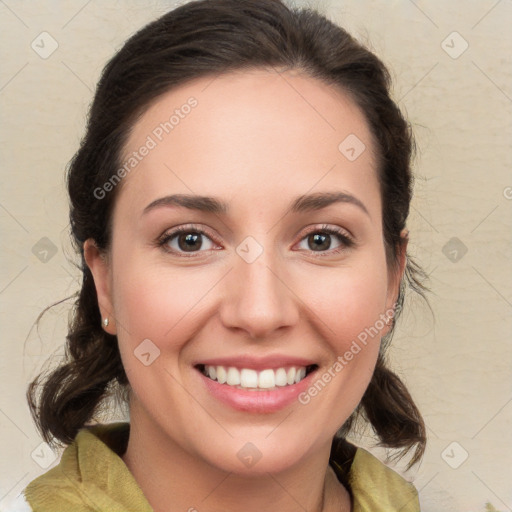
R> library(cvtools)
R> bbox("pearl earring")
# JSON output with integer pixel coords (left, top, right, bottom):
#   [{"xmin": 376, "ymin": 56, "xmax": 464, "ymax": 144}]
[{"xmin": 103, "ymin": 318, "xmax": 109, "ymax": 327}]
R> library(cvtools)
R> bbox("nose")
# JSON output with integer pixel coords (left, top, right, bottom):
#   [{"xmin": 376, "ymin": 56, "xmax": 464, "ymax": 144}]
[{"xmin": 219, "ymin": 241, "xmax": 299, "ymax": 340}]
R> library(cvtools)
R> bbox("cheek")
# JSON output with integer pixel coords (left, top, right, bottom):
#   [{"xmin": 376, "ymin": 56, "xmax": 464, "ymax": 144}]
[
  {"xmin": 110, "ymin": 256, "xmax": 209, "ymax": 410},
  {"xmin": 304, "ymin": 259, "xmax": 389, "ymax": 347},
  {"xmin": 112, "ymin": 248, "xmax": 390, "ymax": 349},
  {"xmin": 294, "ymin": 259, "xmax": 389, "ymax": 413},
  {"xmin": 111, "ymin": 255, "xmax": 215, "ymax": 353}
]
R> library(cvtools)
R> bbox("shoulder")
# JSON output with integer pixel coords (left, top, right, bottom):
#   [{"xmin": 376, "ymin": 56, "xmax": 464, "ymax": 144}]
[
  {"xmin": 350, "ymin": 447, "xmax": 420, "ymax": 511},
  {"xmin": 22, "ymin": 422, "xmax": 152, "ymax": 512},
  {"xmin": 330, "ymin": 438, "xmax": 421, "ymax": 512}
]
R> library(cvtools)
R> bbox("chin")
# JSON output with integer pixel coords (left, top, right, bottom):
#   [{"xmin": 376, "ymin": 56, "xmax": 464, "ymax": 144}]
[{"xmin": 194, "ymin": 432, "xmax": 316, "ymax": 476}]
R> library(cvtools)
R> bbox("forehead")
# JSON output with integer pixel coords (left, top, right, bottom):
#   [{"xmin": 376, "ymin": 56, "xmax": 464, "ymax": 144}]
[{"xmin": 114, "ymin": 68, "xmax": 380, "ymax": 221}]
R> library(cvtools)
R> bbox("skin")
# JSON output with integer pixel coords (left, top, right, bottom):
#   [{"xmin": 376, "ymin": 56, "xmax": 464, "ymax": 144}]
[{"xmin": 85, "ymin": 67, "xmax": 407, "ymax": 512}]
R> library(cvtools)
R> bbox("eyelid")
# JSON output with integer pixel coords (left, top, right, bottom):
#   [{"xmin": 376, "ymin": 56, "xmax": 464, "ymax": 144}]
[{"xmin": 298, "ymin": 224, "xmax": 354, "ymax": 244}]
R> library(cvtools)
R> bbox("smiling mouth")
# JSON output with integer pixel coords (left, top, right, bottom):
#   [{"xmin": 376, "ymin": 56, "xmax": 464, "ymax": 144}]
[{"xmin": 195, "ymin": 364, "xmax": 318, "ymax": 390}]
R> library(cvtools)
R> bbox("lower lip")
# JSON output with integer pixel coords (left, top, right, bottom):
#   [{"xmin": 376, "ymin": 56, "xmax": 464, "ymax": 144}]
[{"xmin": 196, "ymin": 367, "xmax": 318, "ymax": 413}]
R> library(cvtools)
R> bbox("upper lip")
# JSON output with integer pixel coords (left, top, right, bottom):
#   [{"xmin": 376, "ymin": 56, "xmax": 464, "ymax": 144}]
[{"xmin": 194, "ymin": 354, "xmax": 318, "ymax": 371}]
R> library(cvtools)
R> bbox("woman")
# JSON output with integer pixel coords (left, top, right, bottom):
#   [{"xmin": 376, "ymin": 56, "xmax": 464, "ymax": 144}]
[{"xmin": 23, "ymin": 0, "xmax": 428, "ymax": 510}]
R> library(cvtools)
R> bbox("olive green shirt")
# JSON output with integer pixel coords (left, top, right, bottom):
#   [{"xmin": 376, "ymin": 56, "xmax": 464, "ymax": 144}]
[{"xmin": 23, "ymin": 422, "xmax": 420, "ymax": 511}]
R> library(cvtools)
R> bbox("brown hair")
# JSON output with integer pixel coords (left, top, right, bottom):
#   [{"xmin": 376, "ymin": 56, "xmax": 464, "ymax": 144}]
[{"xmin": 27, "ymin": 0, "xmax": 428, "ymax": 469}]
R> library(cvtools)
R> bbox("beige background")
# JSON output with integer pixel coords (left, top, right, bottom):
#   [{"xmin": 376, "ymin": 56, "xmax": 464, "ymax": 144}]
[{"xmin": 1, "ymin": 1, "xmax": 511, "ymax": 510}]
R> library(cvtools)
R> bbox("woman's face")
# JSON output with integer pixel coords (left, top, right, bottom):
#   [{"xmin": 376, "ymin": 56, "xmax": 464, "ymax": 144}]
[{"xmin": 86, "ymin": 68, "xmax": 405, "ymax": 474}]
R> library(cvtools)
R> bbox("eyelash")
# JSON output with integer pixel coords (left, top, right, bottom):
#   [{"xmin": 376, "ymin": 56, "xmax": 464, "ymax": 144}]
[{"xmin": 156, "ymin": 224, "xmax": 355, "ymax": 258}]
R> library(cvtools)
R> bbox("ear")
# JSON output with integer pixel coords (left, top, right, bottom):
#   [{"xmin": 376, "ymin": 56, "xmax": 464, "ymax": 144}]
[
  {"xmin": 382, "ymin": 228, "xmax": 409, "ymax": 334},
  {"xmin": 83, "ymin": 238, "xmax": 116, "ymax": 335}
]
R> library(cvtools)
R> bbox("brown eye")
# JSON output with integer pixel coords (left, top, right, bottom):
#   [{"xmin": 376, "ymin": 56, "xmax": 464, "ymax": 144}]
[
  {"xmin": 176, "ymin": 232, "xmax": 203, "ymax": 252},
  {"xmin": 158, "ymin": 226, "xmax": 217, "ymax": 256},
  {"xmin": 307, "ymin": 233, "xmax": 332, "ymax": 251},
  {"xmin": 296, "ymin": 225, "xmax": 354, "ymax": 256}
]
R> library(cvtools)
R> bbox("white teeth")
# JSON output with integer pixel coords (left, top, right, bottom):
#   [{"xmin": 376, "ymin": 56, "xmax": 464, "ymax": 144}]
[
  {"xmin": 295, "ymin": 367, "xmax": 306, "ymax": 383},
  {"xmin": 216, "ymin": 366, "xmax": 227, "ymax": 384},
  {"xmin": 258, "ymin": 369, "xmax": 275, "ymax": 389},
  {"xmin": 226, "ymin": 367, "xmax": 241, "ymax": 386},
  {"xmin": 275, "ymin": 368, "xmax": 287, "ymax": 387},
  {"xmin": 201, "ymin": 364, "xmax": 312, "ymax": 389},
  {"xmin": 241, "ymin": 368, "xmax": 258, "ymax": 388}
]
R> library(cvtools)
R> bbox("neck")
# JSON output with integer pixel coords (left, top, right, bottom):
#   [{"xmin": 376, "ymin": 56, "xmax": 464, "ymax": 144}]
[{"xmin": 121, "ymin": 406, "xmax": 351, "ymax": 512}]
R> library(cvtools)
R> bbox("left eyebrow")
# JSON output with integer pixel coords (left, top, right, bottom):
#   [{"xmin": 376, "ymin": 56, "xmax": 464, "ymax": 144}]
[
  {"xmin": 141, "ymin": 191, "xmax": 370, "ymax": 218},
  {"xmin": 289, "ymin": 191, "xmax": 370, "ymax": 217}
]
